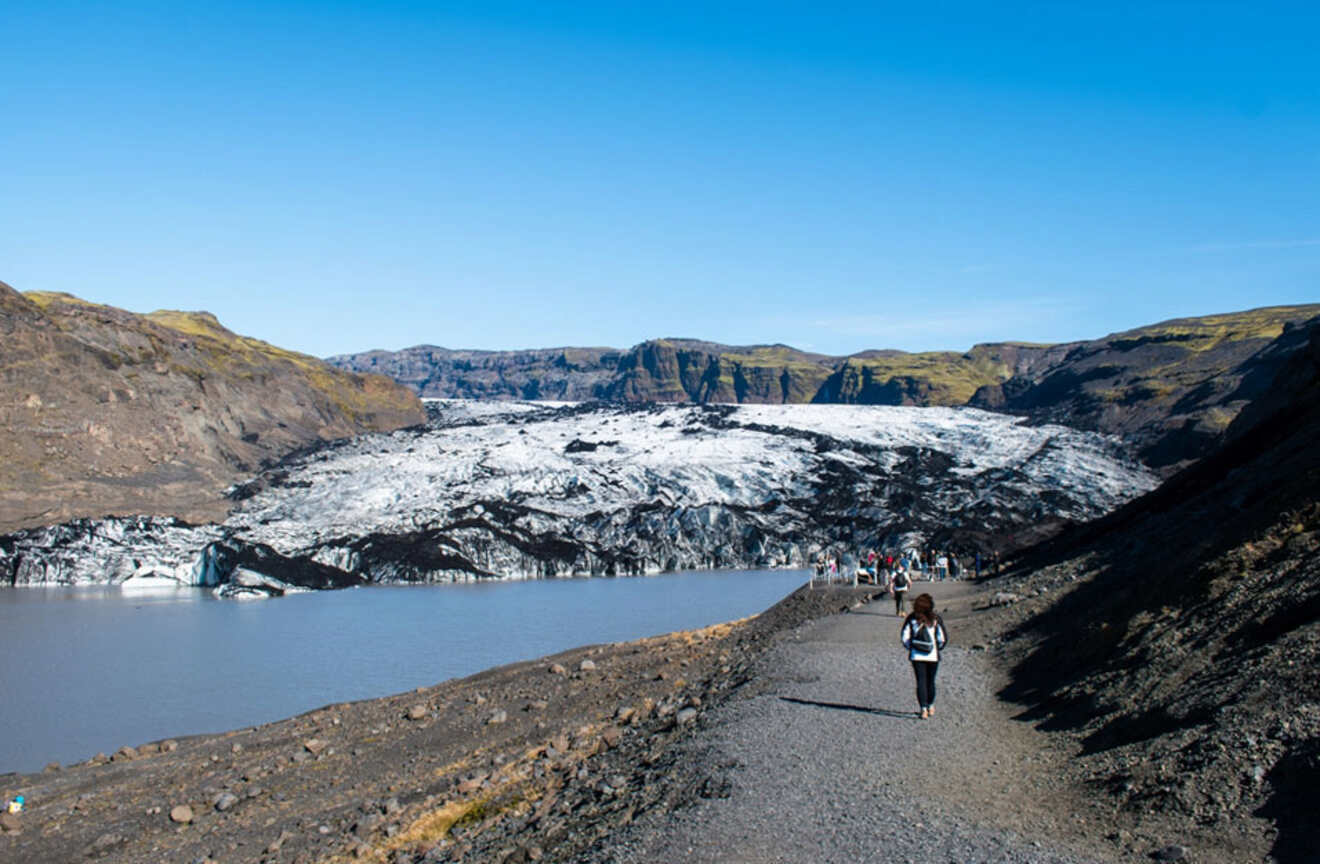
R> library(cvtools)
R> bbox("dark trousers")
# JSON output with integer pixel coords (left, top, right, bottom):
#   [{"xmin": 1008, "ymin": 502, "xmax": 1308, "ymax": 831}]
[
  {"xmin": 912, "ymin": 660, "xmax": 939, "ymax": 708},
  {"xmin": 894, "ymin": 591, "xmax": 906, "ymax": 614}
]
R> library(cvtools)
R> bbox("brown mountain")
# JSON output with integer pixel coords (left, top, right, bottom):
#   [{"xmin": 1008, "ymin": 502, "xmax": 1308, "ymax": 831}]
[{"xmin": 0, "ymin": 284, "xmax": 425, "ymax": 532}]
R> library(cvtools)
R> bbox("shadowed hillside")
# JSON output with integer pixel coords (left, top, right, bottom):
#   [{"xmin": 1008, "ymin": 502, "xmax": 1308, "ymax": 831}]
[
  {"xmin": 0, "ymin": 284, "xmax": 425, "ymax": 532},
  {"xmin": 992, "ymin": 315, "xmax": 1320, "ymax": 862}
]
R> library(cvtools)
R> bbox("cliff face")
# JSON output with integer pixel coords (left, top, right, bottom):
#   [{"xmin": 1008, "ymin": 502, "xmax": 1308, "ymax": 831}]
[
  {"xmin": 328, "ymin": 345, "xmax": 622, "ymax": 401},
  {"xmin": 0, "ymin": 284, "xmax": 425, "ymax": 532},
  {"xmin": 603, "ymin": 340, "xmax": 834, "ymax": 403}
]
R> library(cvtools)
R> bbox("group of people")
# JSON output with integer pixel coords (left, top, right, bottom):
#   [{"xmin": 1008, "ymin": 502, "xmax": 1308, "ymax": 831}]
[
  {"xmin": 813, "ymin": 546, "xmax": 1001, "ymax": 591},
  {"xmin": 807, "ymin": 540, "xmax": 999, "ymax": 718},
  {"xmin": 812, "ymin": 548, "xmax": 956, "ymax": 719}
]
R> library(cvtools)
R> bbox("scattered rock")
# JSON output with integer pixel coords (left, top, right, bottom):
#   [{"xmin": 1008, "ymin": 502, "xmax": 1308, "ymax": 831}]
[
  {"xmin": 83, "ymin": 832, "xmax": 123, "ymax": 855},
  {"xmin": 1153, "ymin": 845, "xmax": 1189, "ymax": 861},
  {"xmin": 213, "ymin": 792, "xmax": 239, "ymax": 812},
  {"xmin": 0, "ymin": 812, "xmax": 22, "ymax": 834},
  {"xmin": 601, "ymin": 727, "xmax": 623, "ymax": 749},
  {"xmin": 579, "ymin": 659, "xmax": 597, "ymax": 672},
  {"xmin": 43, "ymin": 762, "xmax": 60, "ymax": 772},
  {"xmin": 676, "ymin": 707, "xmax": 698, "ymax": 725},
  {"xmin": 113, "ymin": 745, "xmax": 138, "ymax": 761},
  {"xmin": 407, "ymin": 705, "xmax": 428, "ymax": 720},
  {"xmin": 304, "ymin": 738, "xmax": 328, "ymax": 755},
  {"xmin": 615, "ymin": 706, "xmax": 636, "ymax": 723},
  {"xmin": 160, "ymin": 739, "xmax": 179, "ymax": 753},
  {"xmin": 169, "ymin": 804, "xmax": 195, "ymax": 824},
  {"xmin": 488, "ymin": 709, "xmax": 508, "ymax": 725},
  {"xmin": 990, "ymin": 592, "xmax": 1020, "ymax": 607},
  {"xmin": 548, "ymin": 663, "xmax": 567, "ymax": 676}
]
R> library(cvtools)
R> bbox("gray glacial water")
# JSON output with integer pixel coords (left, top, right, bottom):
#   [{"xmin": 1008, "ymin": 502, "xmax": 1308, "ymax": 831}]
[{"xmin": 0, "ymin": 568, "xmax": 806, "ymax": 774}]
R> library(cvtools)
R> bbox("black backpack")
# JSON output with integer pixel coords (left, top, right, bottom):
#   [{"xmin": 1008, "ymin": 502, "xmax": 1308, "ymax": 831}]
[
  {"xmin": 894, "ymin": 571, "xmax": 910, "ymax": 590},
  {"xmin": 909, "ymin": 620, "xmax": 935, "ymax": 653}
]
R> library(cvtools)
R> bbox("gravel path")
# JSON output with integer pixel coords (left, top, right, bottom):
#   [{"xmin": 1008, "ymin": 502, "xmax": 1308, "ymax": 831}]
[{"xmin": 597, "ymin": 587, "xmax": 1126, "ymax": 864}]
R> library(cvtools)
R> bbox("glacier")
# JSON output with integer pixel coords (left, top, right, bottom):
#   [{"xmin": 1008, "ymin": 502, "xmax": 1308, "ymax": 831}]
[{"xmin": 1, "ymin": 401, "xmax": 1159, "ymax": 591}]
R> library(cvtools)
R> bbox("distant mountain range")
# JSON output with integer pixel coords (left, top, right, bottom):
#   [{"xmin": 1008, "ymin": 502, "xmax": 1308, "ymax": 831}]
[
  {"xmin": 0, "ymin": 283, "xmax": 424, "ymax": 532},
  {"xmin": 328, "ymin": 304, "xmax": 1320, "ymax": 472},
  {"xmin": 4, "ymin": 280, "xmax": 1315, "ymax": 536}
]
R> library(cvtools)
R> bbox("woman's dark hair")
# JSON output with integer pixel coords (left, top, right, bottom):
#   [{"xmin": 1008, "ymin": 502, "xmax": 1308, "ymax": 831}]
[{"xmin": 911, "ymin": 593, "xmax": 936, "ymax": 627}]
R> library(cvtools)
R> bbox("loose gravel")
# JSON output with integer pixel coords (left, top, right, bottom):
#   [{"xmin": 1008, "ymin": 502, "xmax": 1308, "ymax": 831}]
[{"xmin": 595, "ymin": 590, "xmax": 1124, "ymax": 864}]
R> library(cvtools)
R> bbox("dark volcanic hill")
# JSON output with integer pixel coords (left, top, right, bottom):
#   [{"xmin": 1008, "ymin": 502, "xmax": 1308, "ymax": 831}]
[
  {"xmin": 0, "ymin": 284, "xmax": 425, "ymax": 532},
  {"xmin": 989, "ymin": 314, "xmax": 1320, "ymax": 862},
  {"xmin": 328, "ymin": 305, "xmax": 1320, "ymax": 471},
  {"xmin": 968, "ymin": 306, "xmax": 1320, "ymax": 471}
]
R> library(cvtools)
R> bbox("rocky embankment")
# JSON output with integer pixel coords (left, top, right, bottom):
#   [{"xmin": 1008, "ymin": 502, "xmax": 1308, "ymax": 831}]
[
  {"xmin": 2, "ymin": 401, "xmax": 1156, "ymax": 592},
  {"xmin": 978, "ymin": 316, "xmax": 1320, "ymax": 863},
  {"xmin": 0, "ymin": 284, "xmax": 424, "ymax": 533}
]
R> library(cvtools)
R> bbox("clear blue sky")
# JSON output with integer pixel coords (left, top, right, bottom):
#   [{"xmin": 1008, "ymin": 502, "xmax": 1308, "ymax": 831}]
[{"xmin": 3, "ymin": 2, "xmax": 1317, "ymax": 357}]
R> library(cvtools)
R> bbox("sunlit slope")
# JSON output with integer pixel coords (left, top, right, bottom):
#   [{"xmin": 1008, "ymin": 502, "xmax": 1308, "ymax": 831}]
[{"xmin": 0, "ymin": 284, "xmax": 425, "ymax": 532}]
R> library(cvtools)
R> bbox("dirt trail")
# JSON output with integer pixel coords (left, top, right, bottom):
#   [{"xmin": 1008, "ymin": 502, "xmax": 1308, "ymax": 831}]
[{"xmin": 591, "ymin": 582, "xmax": 1179, "ymax": 864}]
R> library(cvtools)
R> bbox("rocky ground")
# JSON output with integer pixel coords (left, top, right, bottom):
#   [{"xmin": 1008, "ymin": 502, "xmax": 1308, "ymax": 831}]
[{"xmin": 0, "ymin": 580, "xmax": 1271, "ymax": 864}]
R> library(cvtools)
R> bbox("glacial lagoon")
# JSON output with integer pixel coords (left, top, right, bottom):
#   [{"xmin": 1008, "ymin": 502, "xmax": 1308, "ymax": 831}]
[{"xmin": 0, "ymin": 569, "xmax": 807, "ymax": 774}]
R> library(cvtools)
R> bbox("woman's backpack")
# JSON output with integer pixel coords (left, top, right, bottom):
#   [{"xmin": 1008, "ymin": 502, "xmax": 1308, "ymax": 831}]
[{"xmin": 909, "ymin": 620, "xmax": 935, "ymax": 653}]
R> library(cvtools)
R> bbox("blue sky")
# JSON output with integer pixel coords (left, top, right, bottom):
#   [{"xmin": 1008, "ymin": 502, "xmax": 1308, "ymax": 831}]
[{"xmin": 3, "ymin": 2, "xmax": 1317, "ymax": 356}]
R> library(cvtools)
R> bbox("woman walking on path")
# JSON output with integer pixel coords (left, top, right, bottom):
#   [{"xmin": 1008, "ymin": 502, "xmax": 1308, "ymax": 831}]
[{"xmin": 901, "ymin": 593, "xmax": 947, "ymax": 719}]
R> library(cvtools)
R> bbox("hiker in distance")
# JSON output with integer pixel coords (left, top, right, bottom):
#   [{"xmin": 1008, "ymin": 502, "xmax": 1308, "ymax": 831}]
[
  {"xmin": 892, "ymin": 565, "xmax": 911, "ymax": 615},
  {"xmin": 901, "ymin": 593, "xmax": 947, "ymax": 720}
]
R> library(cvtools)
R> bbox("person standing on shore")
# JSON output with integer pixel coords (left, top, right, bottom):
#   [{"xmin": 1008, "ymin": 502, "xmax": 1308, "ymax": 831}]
[{"xmin": 901, "ymin": 593, "xmax": 947, "ymax": 719}]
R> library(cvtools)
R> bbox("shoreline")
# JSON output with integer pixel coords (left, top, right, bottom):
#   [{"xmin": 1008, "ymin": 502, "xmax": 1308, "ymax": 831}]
[
  {"xmin": 0, "ymin": 568, "xmax": 810, "ymax": 776},
  {"xmin": 0, "ymin": 583, "xmax": 876, "ymax": 863}
]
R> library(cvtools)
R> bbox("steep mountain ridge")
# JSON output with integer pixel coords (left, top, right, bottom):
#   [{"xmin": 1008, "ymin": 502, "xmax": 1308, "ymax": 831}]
[
  {"xmin": 328, "ymin": 304, "xmax": 1319, "ymax": 470},
  {"xmin": 0, "ymin": 284, "xmax": 425, "ymax": 532},
  {"xmin": 988, "ymin": 315, "xmax": 1320, "ymax": 862}
]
